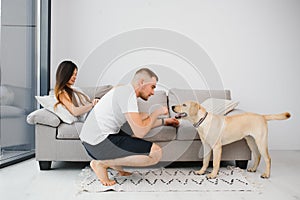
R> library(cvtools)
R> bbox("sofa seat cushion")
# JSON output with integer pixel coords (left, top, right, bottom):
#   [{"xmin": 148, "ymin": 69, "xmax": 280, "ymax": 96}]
[
  {"xmin": 144, "ymin": 126, "xmax": 177, "ymax": 142},
  {"xmin": 57, "ymin": 122, "xmax": 84, "ymax": 139},
  {"xmin": 57, "ymin": 121, "xmax": 177, "ymax": 142},
  {"xmin": 176, "ymin": 120, "xmax": 200, "ymax": 141},
  {"xmin": 120, "ymin": 122, "xmax": 176, "ymax": 142}
]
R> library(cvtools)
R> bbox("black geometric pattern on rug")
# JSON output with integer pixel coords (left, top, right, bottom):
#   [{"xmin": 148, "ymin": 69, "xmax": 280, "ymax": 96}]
[{"xmin": 79, "ymin": 167, "xmax": 255, "ymax": 192}]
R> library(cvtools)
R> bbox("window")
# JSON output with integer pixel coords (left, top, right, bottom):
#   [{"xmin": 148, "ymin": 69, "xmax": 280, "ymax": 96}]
[{"xmin": 0, "ymin": 0, "xmax": 37, "ymax": 167}]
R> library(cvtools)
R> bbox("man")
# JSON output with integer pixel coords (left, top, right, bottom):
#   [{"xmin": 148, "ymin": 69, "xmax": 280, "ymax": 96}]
[{"xmin": 80, "ymin": 68, "xmax": 179, "ymax": 186}]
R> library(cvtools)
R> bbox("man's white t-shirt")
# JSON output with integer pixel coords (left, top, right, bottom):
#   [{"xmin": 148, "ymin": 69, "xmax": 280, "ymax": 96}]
[{"xmin": 79, "ymin": 84, "xmax": 139, "ymax": 145}]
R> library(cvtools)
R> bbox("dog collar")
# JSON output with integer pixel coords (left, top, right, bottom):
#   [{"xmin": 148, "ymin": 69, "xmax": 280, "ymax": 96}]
[{"xmin": 193, "ymin": 112, "xmax": 208, "ymax": 128}]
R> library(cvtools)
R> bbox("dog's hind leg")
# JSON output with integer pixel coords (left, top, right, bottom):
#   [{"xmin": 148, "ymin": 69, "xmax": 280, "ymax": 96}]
[
  {"xmin": 255, "ymin": 128, "xmax": 271, "ymax": 178},
  {"xmin": 257, "ymin": 144, "xmax": 271, "ymax": 178},
  {"xmin": 245, "ymin": 136, "xmax": 261, "ymax": 172}
]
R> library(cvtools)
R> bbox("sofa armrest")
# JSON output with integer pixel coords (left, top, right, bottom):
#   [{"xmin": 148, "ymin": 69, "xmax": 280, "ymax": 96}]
[{"xmin": 27, "ymin": 108, "xmax": 61, "ymax": 127}]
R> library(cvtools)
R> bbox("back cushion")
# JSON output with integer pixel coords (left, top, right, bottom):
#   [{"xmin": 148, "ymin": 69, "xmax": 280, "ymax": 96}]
[
  {"xmin": 81, "ymin": 85, "xmax": 113, "ymax": 99},
  {"xmin": 168, "ymin": 88, "xmax": 231, "ymax": 117},
  {"xmin": 137, "ymin": 90, "xmax": 168, "ymax": 117}
]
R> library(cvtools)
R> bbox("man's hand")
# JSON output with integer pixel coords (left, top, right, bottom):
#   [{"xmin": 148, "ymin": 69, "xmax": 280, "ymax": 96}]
[{"xmin": 164, "ymin": 118, "xmax": 180, "ymax": 127}]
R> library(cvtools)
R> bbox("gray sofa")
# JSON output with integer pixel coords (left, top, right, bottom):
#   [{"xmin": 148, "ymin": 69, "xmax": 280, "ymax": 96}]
[{"xmin": 27, "ymin": 87, "xmax": 251, "ymax": 170}]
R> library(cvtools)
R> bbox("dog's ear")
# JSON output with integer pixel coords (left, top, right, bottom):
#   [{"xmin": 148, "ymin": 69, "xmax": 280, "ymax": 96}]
[{"xmin": 189, "ymin": 102, "xmax": 200, "ymax": 116}]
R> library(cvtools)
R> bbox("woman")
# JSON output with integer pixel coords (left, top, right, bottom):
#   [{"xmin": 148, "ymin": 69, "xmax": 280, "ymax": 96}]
[
  {"xmin": 54, "ymin": 60, "xmax": 99, "ymax": 117},
  {"xmin": 55, "ymin": 60, "xmax": 131, "ymax": 177}
]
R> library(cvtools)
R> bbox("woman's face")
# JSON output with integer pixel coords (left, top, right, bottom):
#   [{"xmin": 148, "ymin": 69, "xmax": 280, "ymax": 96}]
[{"xmin": 67, "ymin": 68, "xmax": 77, "ymax": 86}]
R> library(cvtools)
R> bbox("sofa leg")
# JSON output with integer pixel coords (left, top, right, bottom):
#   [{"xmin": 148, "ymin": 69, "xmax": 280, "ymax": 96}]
[
  {"xmin": 235, "ymin": 160, "xmax": 248, "ymax": 169},
  {"xmin": 39, "ymin": 161, "xmax": 52, "ymax": 170}
]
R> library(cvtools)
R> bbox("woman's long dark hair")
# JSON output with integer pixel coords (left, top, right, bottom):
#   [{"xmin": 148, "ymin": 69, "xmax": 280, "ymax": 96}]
[{"xmin": 54, "ymin": 61, "xmax": 90, "ymax": 109}]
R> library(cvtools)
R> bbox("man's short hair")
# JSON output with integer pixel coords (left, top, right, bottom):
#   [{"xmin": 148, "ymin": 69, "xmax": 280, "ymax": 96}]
[{"xmin": 133, "ymin": 68, "xmax": 159, "ymax": 82}]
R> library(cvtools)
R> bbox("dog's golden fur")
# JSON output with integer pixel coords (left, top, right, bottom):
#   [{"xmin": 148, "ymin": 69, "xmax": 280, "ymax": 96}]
[{"xmin": 172, "ymin": 101, "xmax": 290, "ymax": 179}]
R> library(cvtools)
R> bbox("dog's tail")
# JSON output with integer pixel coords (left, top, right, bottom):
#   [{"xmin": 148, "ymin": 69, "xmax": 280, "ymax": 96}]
[{"xmin": 263, "ymin": 112, "xmax": 291, "ymax": 121}]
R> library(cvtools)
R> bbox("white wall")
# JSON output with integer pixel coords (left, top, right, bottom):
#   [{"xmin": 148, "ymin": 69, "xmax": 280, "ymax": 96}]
[{"xmin": 51, "ymin": 0, "xmax": 300, "ymax": 150}]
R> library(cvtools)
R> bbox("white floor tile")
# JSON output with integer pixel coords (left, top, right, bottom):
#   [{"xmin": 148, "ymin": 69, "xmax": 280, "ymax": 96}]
[{"xmin": 0, "ymin": 150, "xmax": 299, "ymax": 200}]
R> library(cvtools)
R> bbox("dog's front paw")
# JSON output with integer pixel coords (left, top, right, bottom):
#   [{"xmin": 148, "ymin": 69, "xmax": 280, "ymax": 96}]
[
  {"xmin": 206, "ymin": 173, "xmax": 217, "ymax": 179},
  {"xmin": 260, "ymin": 173, "xmax": 270, "ymax": 179},
  {"xmin": 247, "ymin": 168, "xmax": 256, "ymax": 173},
  {"xmin": 195, "ymin": 169, "xmax": 206, "ymax": 175}
]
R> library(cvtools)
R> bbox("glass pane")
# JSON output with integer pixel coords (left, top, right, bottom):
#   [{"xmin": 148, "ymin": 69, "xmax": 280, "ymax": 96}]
[{"xmin": 0, "ymin": 0, "xmax": 36, "ymax": 167}]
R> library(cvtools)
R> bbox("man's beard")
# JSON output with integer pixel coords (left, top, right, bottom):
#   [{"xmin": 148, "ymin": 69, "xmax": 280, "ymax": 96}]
[{"xmin": 140, "ymin": 93, "xmax": 149, "ymax": 101}]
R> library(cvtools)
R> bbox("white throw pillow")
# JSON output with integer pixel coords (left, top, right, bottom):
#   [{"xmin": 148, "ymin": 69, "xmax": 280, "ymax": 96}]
[
  {"xmin": 35, "ymin": 95, "xmax": 79, "ymax": 124},
  {"xmin": 201, "ymin": 98, "xmax": 239, "ymax": 115}
]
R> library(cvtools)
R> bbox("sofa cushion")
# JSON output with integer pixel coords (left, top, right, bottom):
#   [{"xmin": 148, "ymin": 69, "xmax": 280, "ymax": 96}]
[
  {"xmin": 35, "ymin": 95, "xmax": 81, "ymax": 124},
  {"xmin": 176, "ymin": 120, "xmax": 200, "ymax": 141},
  {"xmin": 120, "ymin": 122, "xmax": 176, "ymax": 142},
  {"xmin": 57, "ymin": 122, "xmax": 84, "ymax": 139},
  {"xmin": 57, "ymin": 121, "xmax": 177, "ymax": 141},
  {"xmin": 144, "ymin": 126, "xmax": 177, "ymax": 142},
  {"xmin": 43, "ymin": 85, "xmax": 113, "ymax": 124},
  {"xmin": 137, "ymin": 90, "xmax": 169, "ymax": 118},
  {"xmin": 201, "ymin": 98, "xmax": 239, "ymax": 115},
  {"xmin": 80, "ymin": 85, "xmax": 113, "ymax": 100},
  {"xmin": 168, "ymin": 88, "xmax": 231, "ymax": 118},
  {"xmin": 226, "ymin": 109, "xmax": 246, "ymax": 116}
]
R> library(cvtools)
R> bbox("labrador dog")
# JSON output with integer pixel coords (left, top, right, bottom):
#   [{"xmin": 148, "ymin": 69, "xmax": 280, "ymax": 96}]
[{"xmin": 172, "ymin": 101, "xmax": 290, "ymax": 179}]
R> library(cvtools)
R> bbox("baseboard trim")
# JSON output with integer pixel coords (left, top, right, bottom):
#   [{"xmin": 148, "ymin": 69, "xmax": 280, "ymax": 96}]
[{"xmin": 0, "ymin": 151, "xmax": 35, "ymax": 169}]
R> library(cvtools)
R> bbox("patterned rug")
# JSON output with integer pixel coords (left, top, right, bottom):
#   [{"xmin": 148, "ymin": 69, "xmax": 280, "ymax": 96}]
[{"xmin": 78, "ymin": 166, "xmax": 255, "ymax": 192}]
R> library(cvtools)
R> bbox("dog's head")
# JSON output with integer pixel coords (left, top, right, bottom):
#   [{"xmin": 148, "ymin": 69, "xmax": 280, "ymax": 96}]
[{"xmin": 172, "ymin": 101, "xmax": 206, "ymax": 123}]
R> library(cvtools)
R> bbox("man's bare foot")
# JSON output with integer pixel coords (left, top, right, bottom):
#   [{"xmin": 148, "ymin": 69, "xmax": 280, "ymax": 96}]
[
  {"xmin": 111, "ymin": 166, "xmax": 132, "ymax": 176},
  {"xmin": 90, "ymin": 160, "xmax": 116, "ymax": 186},
  {"xmin": 118, "ymin": 171, "xmax": 132, "ymax": 176}
]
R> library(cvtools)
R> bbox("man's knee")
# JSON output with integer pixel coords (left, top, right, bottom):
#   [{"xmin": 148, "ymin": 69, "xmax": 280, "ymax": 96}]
[{"xmin": 150, "ymin": 143, "xmax": 162, "ymax": 161}]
